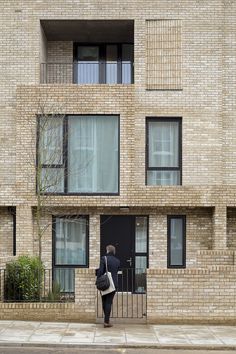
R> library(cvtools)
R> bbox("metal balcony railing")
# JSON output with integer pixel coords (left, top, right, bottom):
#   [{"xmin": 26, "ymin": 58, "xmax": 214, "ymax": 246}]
[{"xmin": 40, "ymin": 62, "xmax": 134, "ymax": 84}]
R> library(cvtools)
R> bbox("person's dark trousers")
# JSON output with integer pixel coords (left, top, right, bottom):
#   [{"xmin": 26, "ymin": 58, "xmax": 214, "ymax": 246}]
[{"xmin": 102, "ymin": 291, "xmax": 116, "ymax": 323}]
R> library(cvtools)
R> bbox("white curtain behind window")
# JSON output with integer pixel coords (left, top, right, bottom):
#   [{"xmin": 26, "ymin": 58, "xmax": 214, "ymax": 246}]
[
  {"xmin": 68, "ymin": 115, "xmax": 118, "ymax": 193},
  {"xmin": 149, "ymin": 121, "xmax": 179, "ymax": 167},
  {"xmin": 55, "ymin": 218, "xmax": 87, "ymax": 265}
]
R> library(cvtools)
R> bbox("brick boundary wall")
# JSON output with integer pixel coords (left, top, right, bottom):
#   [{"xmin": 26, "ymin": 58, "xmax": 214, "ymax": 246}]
[
  {"xmin": 0, "ymin": 267, "xmax": 236, "ymax": 323},
  {"xmin": 147, "ymin": 267, "xmax": 236, "ymax": 324},
  {"xmin": 0, "ymin": 268, "xmax": 97, "ymax": 322}
]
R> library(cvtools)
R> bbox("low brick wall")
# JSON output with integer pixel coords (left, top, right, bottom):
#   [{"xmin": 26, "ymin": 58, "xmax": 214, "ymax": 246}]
[
  {"xmin": 147, "ymin": 267, "xmax": 236, "ymax": 324},
  {"xmin": 0, "ymin": 303, "xmax": 82, "ymax": 322},
  {"xmin": 0, "ymin": 268, "xmax": 97, "ymax": 322}
]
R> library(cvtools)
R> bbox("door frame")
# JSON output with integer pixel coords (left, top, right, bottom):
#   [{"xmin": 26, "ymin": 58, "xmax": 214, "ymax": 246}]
[{"xmin": 100, "ymin": 214, "xmax": 149, "ymax": 292}]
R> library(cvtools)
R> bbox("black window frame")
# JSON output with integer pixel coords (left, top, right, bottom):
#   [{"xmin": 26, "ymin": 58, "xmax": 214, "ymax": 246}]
[
  {"xmin": 52, "ymin": 215, "xmax": 89, "ymax": 269},
  {"xmin": 73, "ymin": 43, "xmax": 134, "ymax": 84},
  {"xmin": 52, "ymin": 215, "xmax": 89, "ymax": 294},
  {"xmin": 146, "ymin": 117, "xmax": 182, "ymax": 185},
  {"xmin": 37, "ymin": 114, "xmax": 120, "ymax": 196},
  {"xmin": 167, "ymin": 215, "xmax": 186, "ymax": 268}
]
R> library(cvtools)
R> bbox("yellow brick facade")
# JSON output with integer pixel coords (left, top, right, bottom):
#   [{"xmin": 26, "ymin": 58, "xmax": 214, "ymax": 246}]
[{"xmin": 0, "ymin": 0, "xmax": 236, "ymax": 323}]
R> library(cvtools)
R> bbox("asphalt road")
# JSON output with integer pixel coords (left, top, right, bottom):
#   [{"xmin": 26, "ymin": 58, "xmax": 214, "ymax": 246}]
[{"xmin": 0, "ymin": 349, "xmax": 236, "ymax": 354}]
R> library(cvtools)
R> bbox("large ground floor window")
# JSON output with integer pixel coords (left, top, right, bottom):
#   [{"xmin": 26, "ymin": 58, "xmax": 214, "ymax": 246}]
[{"xmin": 53, "ymin": 216, "xmax": 89, "ymax": 293}]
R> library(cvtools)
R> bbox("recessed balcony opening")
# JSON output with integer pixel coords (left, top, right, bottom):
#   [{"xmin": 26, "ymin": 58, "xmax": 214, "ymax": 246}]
[{"xmin": 40, "ymin": 20, "xmax": 134, "ymax": 85}]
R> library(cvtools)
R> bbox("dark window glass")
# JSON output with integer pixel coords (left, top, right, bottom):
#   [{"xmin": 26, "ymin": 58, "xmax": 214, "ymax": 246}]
[
  {"xmin": 75, "ymin": 44, "xmax": 134, "ymax": 84},
  {"xmin": 167, "ymin": 216, "xmax": 186, "ymax": 268},
  {"xmin": 77, "ymin": 46, "xmax": 99, "ymax": 84}
]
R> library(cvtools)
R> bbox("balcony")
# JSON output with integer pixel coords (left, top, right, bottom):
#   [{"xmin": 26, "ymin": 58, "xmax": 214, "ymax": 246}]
[{"xmin": 40, "ymin": 20, "xmax": 134, "ymax": 85}]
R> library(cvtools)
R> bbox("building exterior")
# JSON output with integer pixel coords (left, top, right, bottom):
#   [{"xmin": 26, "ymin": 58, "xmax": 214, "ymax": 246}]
[{"xmin": 0, "ymin": 0, "xmax": 236, "ymax": 323}]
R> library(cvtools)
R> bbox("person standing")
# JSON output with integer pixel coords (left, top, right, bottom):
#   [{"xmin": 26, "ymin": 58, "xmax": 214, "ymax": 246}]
[{"xmin": 96, "ymin": 244, "xmax": 120, "ymax": 327}]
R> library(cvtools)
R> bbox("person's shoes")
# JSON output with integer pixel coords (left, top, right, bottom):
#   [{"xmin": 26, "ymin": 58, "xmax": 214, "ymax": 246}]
[{"xmin": 104, "ymin": 323, "xmax": 113, "ymax": 328}]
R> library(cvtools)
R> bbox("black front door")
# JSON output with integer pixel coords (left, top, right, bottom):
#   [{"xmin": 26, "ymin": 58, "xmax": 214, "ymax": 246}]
[{"xmin": 100, "ymin": 215, "xmax": 148, "ymax": 292}]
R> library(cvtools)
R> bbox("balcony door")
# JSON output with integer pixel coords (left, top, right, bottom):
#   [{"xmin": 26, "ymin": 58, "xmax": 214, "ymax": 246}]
[
  {"xmin": 74, "ymin": 44, "xmax": 133, "ymax": 84},
  {"xmin": 76, "ymin": 46, "xmax": 100, "ymax": 84}
]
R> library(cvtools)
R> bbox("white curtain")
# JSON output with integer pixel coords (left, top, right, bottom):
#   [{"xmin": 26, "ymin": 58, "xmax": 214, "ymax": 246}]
[
  {"xmin": 67, "ymin": 115, "xmax": 118, "ymax": 193},
  {"xmin": 55, "ymin": 218, "xmax": 87, "ymax": 265},
  {"xmin": 149, "ymin": 121, "xmax": 179, "ymax": 167},
  {"xmin": 39, "ymin": 117, "xmax": 63, "ymax": 165},
  {"xmin": 148, "ymin": 121, "xmax": 179, "ymax": 185},
  {"xmin": 135, "ymin": 217, "xmax": 147, "ymax": 253},
  {"xmin": 147, "ymin": 170, "xmax": 180, "ymax": 185}
]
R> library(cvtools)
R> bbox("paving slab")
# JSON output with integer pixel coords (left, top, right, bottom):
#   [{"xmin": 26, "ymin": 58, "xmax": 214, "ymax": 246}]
[{"xmin": 0, "ymin": 321, "xmax": 236, "ymax": 349}]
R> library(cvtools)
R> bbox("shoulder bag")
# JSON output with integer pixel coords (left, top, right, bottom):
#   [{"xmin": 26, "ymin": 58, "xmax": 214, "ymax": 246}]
[{"xmin": 100, "ymin": 256, "xmax": 116, "ymax": 296}]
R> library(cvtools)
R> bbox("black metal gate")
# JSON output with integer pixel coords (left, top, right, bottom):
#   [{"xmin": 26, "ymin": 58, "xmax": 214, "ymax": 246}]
[{"xmin": 97, "ymin": 268, "xmax": 147, "ymax": 319}]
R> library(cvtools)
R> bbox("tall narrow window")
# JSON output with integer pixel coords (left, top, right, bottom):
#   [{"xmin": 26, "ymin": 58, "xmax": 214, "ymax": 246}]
[
  {"xmin": 146, "ymin": 118, "xmax": 182, "ymax": 185},
  {"xmin": 53, "ymin": 216, "xmax": 89, "ymax": 293},
  {"xmin": 135, "ymin": 216, "xmax": 148, "ymax": 293},
  {"xmin": 38, "ymin": 116, "xmax": 64, "ymax": 193},
  {"xmin": 167, "ymin": 215, "xmax": 186, "ymax": 268}
]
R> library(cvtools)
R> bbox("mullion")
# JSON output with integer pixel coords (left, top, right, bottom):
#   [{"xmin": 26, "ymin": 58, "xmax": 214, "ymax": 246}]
[
  {"xmin": 117, "ymin": 44, "xmax": 122, "ymax": 84},
  {"xmin": 64, "ymin": 116, "xmax": 68, "ymax": 193},
  {"xmin": 99, "ymin": 44, "xmax": 106, "ymax": 84}
]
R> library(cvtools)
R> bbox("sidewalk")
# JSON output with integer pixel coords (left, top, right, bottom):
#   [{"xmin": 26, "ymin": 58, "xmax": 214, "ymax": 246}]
[{"xmin": 0, "ymin": 321, "xmax": 236, "ymax": 349}]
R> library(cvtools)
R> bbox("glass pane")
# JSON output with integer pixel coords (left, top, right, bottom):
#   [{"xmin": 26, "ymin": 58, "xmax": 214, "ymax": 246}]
[
  {"xmin": 77, "ymin": 46, "xmax": 99, "ymax": 84},
  {"xmin": 67, "ymin": 115, "xmax": 119, "ymax": 193},
  {"xmin": 39, "ymin": 117, "xmax": 63, "ymax": 165},
  {"xmin": 54, "ymin": 268, "xmax": 75, "ymax": 293},
  {"xmin": 148, "ymin": 121, "xmax": 179, "ymax": 168},
  {"xmin": 135, "ymin": 256, "xmax": 147, "ymax": 293},
  {"xmin": 106, "ymin": 45, "xmax": 117, "ymax": 84},
  {"xmin": 147, "ymin": 170, "xmax": 180, "ymax": 186},
  {"xmin": 40, "ymin": 168, "xmax": 64, "ymax": 193},
  {"xmin": 55, "ymin": 217, "xmax": 87, "ymax": 265},
  {"xmin": 135, "ymin": 217, "xmax": 147, "ymax": 252},
  {"xmin": 122, "ymin": 44, "xmax": 133, "ymax": 84},
  {"xmin": 170, "ymin": 218, "xmax": 184, "ymax": 266}
]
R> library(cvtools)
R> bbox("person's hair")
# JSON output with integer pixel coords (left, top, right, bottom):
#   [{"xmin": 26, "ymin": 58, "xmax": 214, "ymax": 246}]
[{"xmin": 106, "ymin": 244, "xmax": 116, "ymax": 255}]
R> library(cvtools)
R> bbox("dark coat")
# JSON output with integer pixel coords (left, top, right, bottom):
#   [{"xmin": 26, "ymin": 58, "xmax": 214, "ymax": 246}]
[{"xmin": 96, "ymin": 252, "xmax": 120, "ymax": 288}]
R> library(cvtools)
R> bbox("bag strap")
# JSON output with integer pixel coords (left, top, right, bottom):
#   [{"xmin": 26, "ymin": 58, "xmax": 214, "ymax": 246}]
[{"xmin": 104, "ymin": 256, "xmax": 108, "ymax": 273}]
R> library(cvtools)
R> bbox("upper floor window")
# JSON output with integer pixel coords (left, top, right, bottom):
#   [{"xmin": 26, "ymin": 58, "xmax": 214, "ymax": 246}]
[
  {"xmin": 38, "ymin": 115, "xmax": 119, "ymax": 195},
  {"xmin": 74, "ymin": 44, "xmax": 134, "ymax": 84},
  {"xmin": 146, "ymin": 118, "xmax": 182, "ymax": 185}
]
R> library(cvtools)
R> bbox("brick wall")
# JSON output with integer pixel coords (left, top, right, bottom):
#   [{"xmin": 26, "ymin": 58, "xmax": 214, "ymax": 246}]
[
  {"xmin": 147, "ymin": 267, "xmax": 236, "ymax": 324},
  {"xmin": 0, "ymin": 208, "xmax": 14, "ymax": 257}
]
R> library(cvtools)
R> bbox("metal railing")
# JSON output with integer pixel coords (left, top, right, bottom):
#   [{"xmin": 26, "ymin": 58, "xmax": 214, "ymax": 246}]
[
  {"xmin": 0, "ymin": 269, "xmax": 75, "ymax": 302},
  {"xmin": 40, "ymin": 62, "xmax": 134, "ymax": 84},
  {"xmin": 97, "ymin": 268, "xmax": 147, "ymax": 319}
]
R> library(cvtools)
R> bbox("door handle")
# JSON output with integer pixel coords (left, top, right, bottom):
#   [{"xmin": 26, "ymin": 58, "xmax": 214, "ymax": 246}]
[{"xmin": 126, "ymin": 258, "xmax": 132, "ymax": 267}]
